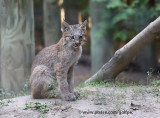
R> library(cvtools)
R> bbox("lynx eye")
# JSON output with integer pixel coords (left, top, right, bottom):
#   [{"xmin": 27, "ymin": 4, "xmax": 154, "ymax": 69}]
[
  {"xmin": 65, "ymin": 28, "xmax": 69, "ymax": 32},
  {"xmin": 71, "ymin": 36, "xmax": 74, "ymax": 39},
  {"xmin": 65, "ymin": 37, "xmax": 70, "ymax": 41},
  {"xmin": 79, "ymin": 36, "xmax": 83, "ymax": 39}
]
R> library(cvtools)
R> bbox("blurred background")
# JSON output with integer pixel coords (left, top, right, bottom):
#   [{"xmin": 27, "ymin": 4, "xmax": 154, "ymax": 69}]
[{"xmin": 0, "ymin": 0, "xmax": 160, "ymax": 93}]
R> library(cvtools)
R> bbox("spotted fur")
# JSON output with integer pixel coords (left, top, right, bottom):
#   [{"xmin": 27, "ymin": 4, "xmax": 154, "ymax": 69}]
[{"xmin": 29, "ymin": 20, "xmax": 87, "ymax": 101}]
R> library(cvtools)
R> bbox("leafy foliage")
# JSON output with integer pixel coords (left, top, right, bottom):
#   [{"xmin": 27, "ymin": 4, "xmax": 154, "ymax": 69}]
[
  {"xmin": 0, "ymin": 79, "xmax": 30, "ymax": 100},
  {"xmin": 94, "ymin": 0, "xmax": 160, "ymax": 41},
  {"xmin": 0, "ymin": 88, "xmax": 16, "ymax": 100},
  {"xmin": 0, "ymin": 99, "xmax": 14, "ymax": 107},
  {"xmin": 19, "ymin": 79, "xmax": 30, "ymax": 96},
  {"xmin": 48, "ymin": 82, "xmax": 58, "ymax": 98},
  {"xmin": 23, "ymin": 102, "xmax": 49, "ymax": 114},
  {"xmin": 151, "ymin": 80, "xmax": 160, "ymax": 87}
]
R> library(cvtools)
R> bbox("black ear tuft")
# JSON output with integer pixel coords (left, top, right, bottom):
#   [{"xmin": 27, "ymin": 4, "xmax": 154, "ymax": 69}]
[
  {"xmin": 81, "ymin": 20, "xmax": 87, "ymax": 30},
  {"xmin": 61, "ymin": 20, "xmax": 70, "ymax": 32}
]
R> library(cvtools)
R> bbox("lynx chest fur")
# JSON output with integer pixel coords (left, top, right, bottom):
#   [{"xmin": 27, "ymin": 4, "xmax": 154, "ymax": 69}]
[
  {"xmin": 60, "ymin": 45, "xmax": 82, "ymax": 66},
  {"xmin": 29, "ymin": 20, "xmax": 87, "ymax": 101}
]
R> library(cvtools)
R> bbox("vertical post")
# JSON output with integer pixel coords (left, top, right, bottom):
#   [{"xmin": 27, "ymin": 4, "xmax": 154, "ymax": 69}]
[
  {"xmin": 90, "ymin": 0, "xmax": 113, "ymax": 74},
  {"xmin": 63, "ymin": 0, "xmax": 79, "ymax": 24},
  {"xmin": 0, "ymin": 27, "xmax": 1, "ymax": 87},
  {"xmin": 43, "ymin": 0, "xmax": 61, "ymax": 46},
  {"xmin": 0, "ymin": 0, "xmax": 35, "ymax": 92}
]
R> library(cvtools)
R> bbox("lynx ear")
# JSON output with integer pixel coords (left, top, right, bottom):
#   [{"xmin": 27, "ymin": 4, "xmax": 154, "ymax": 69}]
[
  {"xmin": 61, "ymin": 20, "xmax": 70, "ymax": 32},
  {"xmin": 80, "ymin": 20, "xmax": 87, "ymax": 30}
]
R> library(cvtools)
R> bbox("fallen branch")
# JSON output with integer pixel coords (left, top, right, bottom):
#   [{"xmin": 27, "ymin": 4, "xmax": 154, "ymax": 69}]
[{"xmin": 85, "ymin": 17, "xmax": 160, "ymax": 83}]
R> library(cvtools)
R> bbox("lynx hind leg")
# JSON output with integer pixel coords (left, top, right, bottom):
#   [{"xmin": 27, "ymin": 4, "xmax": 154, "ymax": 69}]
[{"xmin": 30, "ymin": 65, "xmax": 58, "ymax": 99}]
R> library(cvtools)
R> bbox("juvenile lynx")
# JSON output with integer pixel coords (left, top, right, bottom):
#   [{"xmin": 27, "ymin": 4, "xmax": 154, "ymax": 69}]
[{"xmin": 29, "ymin": 20, "xmax": 87, "ymax": 101}]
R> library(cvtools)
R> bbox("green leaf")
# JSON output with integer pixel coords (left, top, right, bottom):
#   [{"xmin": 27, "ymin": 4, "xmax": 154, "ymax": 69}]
[
  {"xmin": 106, "ymin": 0, "xmax": 127, "ymax": 9},
  {"xmin": 155, "ymin": 4, "xmax": 160, "ymax": 11},
  {"xmin": 112, "ymin": 13, "xmax": 128, "ymax": 24},
  {"xmin": 23, "ymin": 107, "xmax": 28, "ymax": 110},
  {"xmin": 92, "ymin": 0, "xmax": 107, "ymax": 2},
  {"xmin": 131, "ymin": 0, "xmax": 140, "ymax": 7},
  {"xmin": 113, "ymin": 30, "xmax": 128, "ymax": 41},
  {"xmin": 131, "ymin": 0, "xmax": 149, "ymax": 7},
  {"xmin": 125, "ymin": 8, "xmax": 135, "ymax": 16}
]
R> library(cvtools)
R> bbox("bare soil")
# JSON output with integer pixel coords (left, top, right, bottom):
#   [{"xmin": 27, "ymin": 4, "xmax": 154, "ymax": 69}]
[
  {"xmin": 1, "ymin": 65, "xmax": 160, "ymax": 118},
  {"xmin": 0, "ymin": 84, "xmax": 160, "ymax": 118}
]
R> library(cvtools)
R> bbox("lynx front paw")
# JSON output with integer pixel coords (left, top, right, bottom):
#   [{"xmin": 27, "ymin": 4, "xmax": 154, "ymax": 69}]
[{"xmin": 61, "ymin": 93, "xmax": 76, "ymax": 101}]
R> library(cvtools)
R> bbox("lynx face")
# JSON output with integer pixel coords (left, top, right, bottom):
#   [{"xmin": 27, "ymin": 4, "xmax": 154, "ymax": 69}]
[{"xmin": 61, "ymin": 20, "xmax": 87, "ymax": 48}]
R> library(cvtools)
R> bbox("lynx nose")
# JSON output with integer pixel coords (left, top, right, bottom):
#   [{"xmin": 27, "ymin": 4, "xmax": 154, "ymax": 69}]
[{"xmin": 75, "ymin": 40, "xmax": 80, "ymax": 44}]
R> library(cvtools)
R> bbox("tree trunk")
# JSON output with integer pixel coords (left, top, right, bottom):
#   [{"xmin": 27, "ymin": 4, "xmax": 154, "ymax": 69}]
[
  {"xmin": 0, "ymin": 1, "xmax": 1, "ymax": 86},
  {"xmin": 134, "ymin": 42, "xmax": 157, "ymax": 72},
  {"xmin": 43, "ymin": 0, "xmax": 61, "ymax": 46},
  {"xmin": 63, "ymin": 0, "xmax": 79, "ymax": 24},
  {"xmin": 0, "ymin": 0, "xmax": 35, "ymax": 92},
  {"xmin": 85, "ymin": 17, "xmax": 160, "ymax": 83},
  {"xmin": 90, "ymin": 0, "xmax": 113, "ymax": 74}
]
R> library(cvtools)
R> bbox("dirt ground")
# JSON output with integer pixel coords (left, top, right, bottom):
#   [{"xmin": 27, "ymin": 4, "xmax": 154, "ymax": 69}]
[
  {"xmin": 0, "ymin": 83, "xmax": 160, "ymax": 118},
  {"xmin": 1, "ymin": 65, "xmax": 160, "ymax": 118}
]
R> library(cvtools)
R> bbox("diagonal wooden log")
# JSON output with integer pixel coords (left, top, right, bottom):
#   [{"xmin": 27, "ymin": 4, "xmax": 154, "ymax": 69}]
[{"xmin": 85, "ymin": 17, "xmax": 160, "ymax": 83}]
